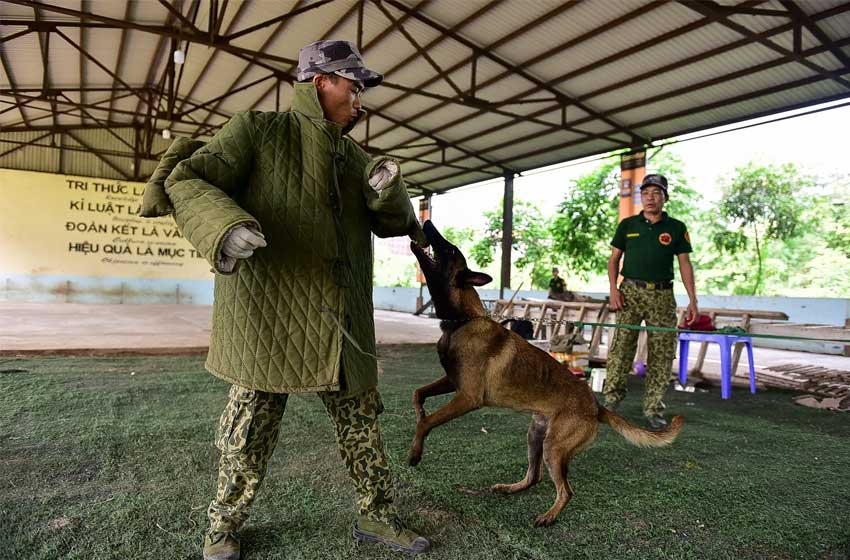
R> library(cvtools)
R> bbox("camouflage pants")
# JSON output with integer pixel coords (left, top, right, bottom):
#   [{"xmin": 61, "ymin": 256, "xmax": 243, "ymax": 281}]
[
  {"xmin": 207, "ymin": 385, "xmax": 396, "ymax": 534},
  {"xmin": 603, "ymin": 283, "xmax": 677, "ymax": 417}
]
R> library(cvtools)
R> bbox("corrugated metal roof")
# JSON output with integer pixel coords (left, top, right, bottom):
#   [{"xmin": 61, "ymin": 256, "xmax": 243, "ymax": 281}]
[{"xmin": 2, "ymin": 0, "xmax": 850, "ymax": 192}]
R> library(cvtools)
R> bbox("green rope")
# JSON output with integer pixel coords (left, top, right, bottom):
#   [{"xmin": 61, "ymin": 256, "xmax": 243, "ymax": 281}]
[{"xmin": 573, "ymin": 321, "xmax": 850, "ymax": 345}]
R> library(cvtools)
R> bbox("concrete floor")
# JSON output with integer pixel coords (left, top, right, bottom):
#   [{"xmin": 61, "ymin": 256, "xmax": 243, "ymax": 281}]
[
  {"xmin": 0, "ymin": 303, "xmax": 440, "ymax": 355},
  {"xmin": 1, "ymin": 302, "xmax": 848, "ymax": 383}
]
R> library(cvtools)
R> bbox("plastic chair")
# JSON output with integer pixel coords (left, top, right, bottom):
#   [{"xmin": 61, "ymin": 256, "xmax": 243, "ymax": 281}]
[{"xmin": 677, "ymin": 332, "xmax": 756, "ymax": 399}]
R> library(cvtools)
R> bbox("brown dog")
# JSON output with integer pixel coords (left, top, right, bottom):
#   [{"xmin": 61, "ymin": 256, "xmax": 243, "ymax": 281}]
[{"xmin": 409, "ymin": 220, "xmax": 684, "ymax": 527}]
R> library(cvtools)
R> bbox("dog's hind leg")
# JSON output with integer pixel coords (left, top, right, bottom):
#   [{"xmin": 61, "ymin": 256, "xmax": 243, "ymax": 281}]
[
  {"xmin": 533, "ymin": 420, "xmax": 596, "ymax": 527},
  {"xmin": 491, "ymin": 413, "xmax": 547, "ymax": 494},
  {"xmin": 412, "ymin": 376, "xmax": 455, "ymax": 424},
  {"xmin": 408, "ymin": 393, "xmax": 480, "ymax": 467}
]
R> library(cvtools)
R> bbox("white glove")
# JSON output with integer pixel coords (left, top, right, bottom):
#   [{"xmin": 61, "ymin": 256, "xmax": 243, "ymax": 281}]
[
  {"xmin": 368, "ymin": 160, "xmax": 399, "ymax": 192},
  {"xmin": 217, "ymin": 225, "xmax": 266, "ymax": 272}
]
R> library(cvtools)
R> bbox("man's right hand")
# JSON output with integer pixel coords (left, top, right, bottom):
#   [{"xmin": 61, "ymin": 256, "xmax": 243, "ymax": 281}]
[{"xmin": 609, "ymin": 289, "xmax": 624, "ymax": 311}]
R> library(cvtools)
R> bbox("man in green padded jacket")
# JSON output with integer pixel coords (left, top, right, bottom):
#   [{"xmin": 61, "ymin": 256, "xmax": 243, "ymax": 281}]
[{"xmin": 162, "ymin": 40, "xmax": 431, "ymax": 559}]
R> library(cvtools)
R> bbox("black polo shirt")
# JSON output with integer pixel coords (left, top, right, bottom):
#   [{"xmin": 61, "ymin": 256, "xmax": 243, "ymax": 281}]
[
  {"xmin": 611, "ymin": 211, "xmax": 692, "ymax": 282},
  {"xmin": 549, "ymin": 277, "xmax": 565, "ymax": 294}
]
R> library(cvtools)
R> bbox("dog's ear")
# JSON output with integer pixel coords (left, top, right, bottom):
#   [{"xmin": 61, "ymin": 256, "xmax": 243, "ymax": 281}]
[{"xmin": 462, "ymin": 270, "xmax": 492, "ymax": 287}]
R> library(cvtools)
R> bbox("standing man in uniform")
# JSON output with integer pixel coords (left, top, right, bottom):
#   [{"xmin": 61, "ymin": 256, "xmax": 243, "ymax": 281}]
[
  {"xmin": 162, "ymin": 40, "xmax": 431, "ymax": 559},
  {"xmin": 548, "ymin": 267, "xmax": 567, "ymax": 301},
  {"xmin": 604, "ymin": 174, "xmax": 698, "ymax": 430}
]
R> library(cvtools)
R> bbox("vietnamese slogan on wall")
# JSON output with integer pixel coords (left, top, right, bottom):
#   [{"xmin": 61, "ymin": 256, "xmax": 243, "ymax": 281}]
[{"xmin": 0, "ymin": 168, "xmax": 212, "ymax": 280}]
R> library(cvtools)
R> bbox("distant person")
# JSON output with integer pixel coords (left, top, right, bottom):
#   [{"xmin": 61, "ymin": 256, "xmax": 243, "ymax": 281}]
[
  {"xmin": 160, "ymin": 40, "xmax": 431, "ymax": 560},
  {"xmin": 547, "ymin": 267, "xmax": 597, "ymax": 303},
  {"xmin": 548, "ymin": 267, "xmax": 567, "ymax": 301},
  {"xmin": 604, "ymin": 174, "xmax": 698, "ymax": 430}
]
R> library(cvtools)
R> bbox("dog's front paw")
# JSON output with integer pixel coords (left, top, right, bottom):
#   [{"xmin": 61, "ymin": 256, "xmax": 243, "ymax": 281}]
[
  {"xmin": 408, "ymin": 447, "xmax": 423, "ymax": 466},
  {"xmin": 533, "ymin": 513, "xmax": 558, "ymax": 527}
]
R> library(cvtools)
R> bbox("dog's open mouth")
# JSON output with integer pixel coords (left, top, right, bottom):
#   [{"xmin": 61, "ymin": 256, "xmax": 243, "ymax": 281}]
[
  {"xmin": 411, "ymin": 220, "xmax": 442, "ymax": 272},
  {"xmin": 410, "ymin": 241, "xmax": 438, "ymax": 272}
]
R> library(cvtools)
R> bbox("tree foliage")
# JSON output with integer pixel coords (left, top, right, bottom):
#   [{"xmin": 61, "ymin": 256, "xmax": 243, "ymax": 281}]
[
  {"xmin": 470, "ymin": 200, "xmax": 553, "ymax": 288},
  {"xmin": 712, "ymin": 162, "xmax": 808, "ymax": 295},
  {"xmin": 550, "ymin": 150, "xmax": 701, "ymax": 279}
]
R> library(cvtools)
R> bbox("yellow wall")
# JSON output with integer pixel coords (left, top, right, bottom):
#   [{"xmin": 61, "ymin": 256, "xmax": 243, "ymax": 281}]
[{"xmin": 0, "ymin": 168, "xmax": 212, "ymax": 280}]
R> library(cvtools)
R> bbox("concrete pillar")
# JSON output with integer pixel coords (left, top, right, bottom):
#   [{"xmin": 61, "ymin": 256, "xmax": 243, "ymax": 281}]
[
  {"xmin": 500, "ymin": 172, "xmax": 514, "ymax": 299},
  {"xmin": 416, "ymin": 194, "xmax": 431, "ymax": 310},
  {"xmin": 619, "ymin": 151, "xmax": 646, "ymax": 221}
]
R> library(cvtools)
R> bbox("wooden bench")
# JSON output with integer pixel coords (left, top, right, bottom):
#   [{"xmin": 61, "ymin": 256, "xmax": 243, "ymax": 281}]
[
  {"xmin": 485, "ymin": 299, "xmax": 789, "ymax": 379},
  {"xmin": 486, "ymin": 298, "xmax": 610, "ymax": 359}
]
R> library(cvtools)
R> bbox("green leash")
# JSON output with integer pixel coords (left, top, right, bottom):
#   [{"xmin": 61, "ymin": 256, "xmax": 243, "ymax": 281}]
[{"xmin": 573, "ymin": 321, "xmax": 850, "ymax": 345}]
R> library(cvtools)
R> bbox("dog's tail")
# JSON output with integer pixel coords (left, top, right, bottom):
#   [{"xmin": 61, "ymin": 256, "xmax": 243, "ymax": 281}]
[{"xmin": 597, "ymin": 407, "xmax": 684, "ymax": 448}]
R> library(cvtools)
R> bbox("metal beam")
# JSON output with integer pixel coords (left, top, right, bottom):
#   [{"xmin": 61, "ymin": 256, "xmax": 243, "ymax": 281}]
[
  {"xmin": 175, "ymin": 0, "xmax": 250, "ymax": 115},
  {"xmin": 223, "ymin": 0, "xmax": 335, "ymax": 42},
  {"xmin": 158, "ymin": 0, "xmax": 201, "ymax": 34},
  {"xmin": 0, "ymin": 91, "xmax": 142, "ymax": 131},
  {"xmin": 54, "ymin": 28, "xmax": 148, "ymax": 107},
  {"xmin": 60, "ymin": 92, "xmax": 136, "ymax": 152},
  {"xmin": 780, "ymin": 0, "xmax": 850, "ymax": 68},
  {"xmin": 0, "ymin": 34, "xmax": 30, "ymax": 125},
  {"xmin": 377, "ymin": 80, "xmax": 625, "ymax": 145},
  {"xmin": 0, "ymin": 27, "xmax": 33, "ymax": 43},
  {"xmin": 407, "ymin": 68, "xmax": 850, "ymax": 188},
  {"xmin": 34, "ymin": 6, "xmax": 50, "ymax": 96},
  {"xmin": 171, "ymin": 0, "xmax": 202, "ymax": 120},
  {"xmin": 190, "ymin": 0, "xmax": 309, "ymax": 137},
  {"xmin": 380, "ymin": 0, "xmax": 790, "ymax": 179},
  {"xmin": 1, "ymin": 1, "xmax": 299, "ymax": 66},
  {"xmin": 107, "ymin": 1, "xmax": 134, "ymax": 122},
  {"xmin": 66, "ymin": 129, "xmax": 131, "ymax": 179},
  {"xmin": 372, "ymin": 0, "xmax": 464, "ymax": 97},
  {"xmin": 0, "ymin": 90, "xmax": 205, "ymax": 129},
  {"xmin": 572, "ymin": 3, "xmax": 850, "ymax": 106},
  {"xmin": 0, "ymin": 133, "xmax": 163, "ymax": 162},
  {"xmin": 365, "ymin": 2, "xmax": 656, "ymax": 149},
  {"xmin": 0, "ymin": 130, "xmax": 53, "ymax": 159},
  {"xmin": 377, "ymin": 0, "xmax": 507, "ymax": 87},
  {"xmin": 682, "ymin": 0, "xmax": 850, "ymax": 90},
  {"xmin": 381, "ymin": 0, "xmax": 648, "ymax": 144}
]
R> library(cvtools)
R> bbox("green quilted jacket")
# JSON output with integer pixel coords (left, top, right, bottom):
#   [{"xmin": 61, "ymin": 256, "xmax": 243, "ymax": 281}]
[{"xmin": 164, "ymin": 83, "xmax": 423, "ymax": 395}]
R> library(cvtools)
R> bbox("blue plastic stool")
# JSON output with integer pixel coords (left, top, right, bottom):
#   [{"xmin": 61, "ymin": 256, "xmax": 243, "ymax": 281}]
[{"xmin": 678, "ymin": 332, "xmax": 756, "ymax": 399}]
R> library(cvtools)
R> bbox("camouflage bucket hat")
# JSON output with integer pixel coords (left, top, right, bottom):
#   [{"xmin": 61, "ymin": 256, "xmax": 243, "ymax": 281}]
[{"xmin": 297, "ymin": 40, "xmax": 383, "ymax": 87}]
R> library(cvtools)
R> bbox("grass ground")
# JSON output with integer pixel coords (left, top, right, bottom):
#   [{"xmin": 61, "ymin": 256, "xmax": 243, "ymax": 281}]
[{"xmin": 1, "ymin": 345, "xmax": 849, "ymax": 560}]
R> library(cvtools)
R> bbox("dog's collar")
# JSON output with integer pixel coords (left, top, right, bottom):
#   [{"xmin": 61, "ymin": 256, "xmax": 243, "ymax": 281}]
[{"xmin": 439, "ymin": 316, "xmax": 488, "ymax": 327}]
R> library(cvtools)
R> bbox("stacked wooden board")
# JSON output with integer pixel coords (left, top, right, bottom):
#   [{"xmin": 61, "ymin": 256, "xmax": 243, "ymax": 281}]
[{"xmin": 759, "ymin": 363, "xmax": 850, "ymax": 399}]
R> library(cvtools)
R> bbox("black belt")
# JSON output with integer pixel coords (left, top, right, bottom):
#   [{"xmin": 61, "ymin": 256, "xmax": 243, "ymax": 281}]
[{"xmin": 621, "ymin": 278, "xmax": 673, "ymax": 290}]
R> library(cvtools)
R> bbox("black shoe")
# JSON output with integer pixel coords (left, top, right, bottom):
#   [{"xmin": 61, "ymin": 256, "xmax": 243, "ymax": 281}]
[
  {"xmin": 604, "ymin": 400, "xmax": 621, "ymax": 413},
  {"xmin": 647, "ymin": 415, "xmax": 668, "ymax": 430}
]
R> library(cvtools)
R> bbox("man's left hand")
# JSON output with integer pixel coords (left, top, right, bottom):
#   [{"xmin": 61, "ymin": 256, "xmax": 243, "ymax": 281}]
[
  {"xmin": 686, "ymin": 301, "xmax": 699, "ymax": 324},
  {"xmin": 368, "ymin": 160, "xmax": 399, "ymax": 192}
]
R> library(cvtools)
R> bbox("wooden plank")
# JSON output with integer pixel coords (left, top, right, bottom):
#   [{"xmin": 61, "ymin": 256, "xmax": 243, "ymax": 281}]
[
  {"xmin": 589, "ymin": 303, "xmax": 609, "ymax": 356},
  {"xmin": 551, "ymin": 304, "xmax": 568, "ymax": 338},
  {"xmin": 534, "ymin": 303, "xmax": 550, "ymax": 339},
  {"xmin": 692, "ymin": 307, "xmax": 788, "ymax": 320}
]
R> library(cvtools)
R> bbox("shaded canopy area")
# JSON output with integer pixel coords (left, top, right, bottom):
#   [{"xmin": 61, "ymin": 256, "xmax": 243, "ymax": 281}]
[{"xmin": 1, "ymin": 0, "xmax": 850, "ymax": 194}]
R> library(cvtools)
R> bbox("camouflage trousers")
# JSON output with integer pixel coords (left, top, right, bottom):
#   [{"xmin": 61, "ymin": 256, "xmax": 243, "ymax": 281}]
[
  {"xmin": 207, "ymin": 385, "xmax": 396, "ymax": 534},
  {"xmin": 603, "ymin": 282, "xmax": 678, "ymax": 417}
]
